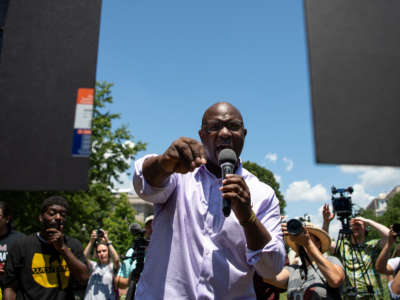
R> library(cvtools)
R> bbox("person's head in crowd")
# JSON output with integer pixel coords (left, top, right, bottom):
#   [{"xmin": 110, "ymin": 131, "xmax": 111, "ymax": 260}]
[
  {"xmin": 198, "ymin": 102, "xmax": 247, "ymax": 177},
  {"xmin": 144, "ymin": 215, "xmax": 154, "ymax": 240},
  {"xmin": 95, "ymin": 241, "xmax": 110, "ymax": 265},
  {"xmin": 350, "ymin": 218, "xmax": 367, "ymax": 240},
  {"xmin": 0, "ymin": 201, "xmax": 12, "ymax": 236},
  {"xmin": 285, "ymin": 222, "xmax": 331, "ymax": 258},
  {"xmin": 39, "ymin": 195, "xmax": 69, "ymax": 233}
]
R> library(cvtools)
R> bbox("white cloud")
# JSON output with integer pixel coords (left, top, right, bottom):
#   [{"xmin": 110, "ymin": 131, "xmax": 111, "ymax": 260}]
[
  {"xmin": 283, "ymin": 157, "xmax": 294, "ymax": 171},
  {"xmin": 350, "ymin": 184, "xmax": 374, "ymax": 208},
  {"xmin": 265, "ymin": 153, "xmax": 278, "ymax": 163},
  {"xmin": 285, "ymin": 180, "xmax": 330, "ymax": 203},
  {"xmin": 339, "ymin": 165, "xmax": 400, "ymax": 191}
]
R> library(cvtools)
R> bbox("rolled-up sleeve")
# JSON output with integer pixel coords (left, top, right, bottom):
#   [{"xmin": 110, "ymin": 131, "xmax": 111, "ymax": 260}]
[
  {"xmin": 245, "ymin": 191, "xmax": 286, "ymax": 278},
  {"xmin": 133, "ymin": 154, "xmax": 177, "ymax": 204}
]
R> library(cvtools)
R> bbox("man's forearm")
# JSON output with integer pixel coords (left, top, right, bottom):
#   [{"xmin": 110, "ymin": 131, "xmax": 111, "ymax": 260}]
[
  {"xmin": 142, "ymin": 156, "xmax": 172, "ymax": 187},
  {"xmin": 61, "ymin": 248, "xmax": 89, "ymax": 284},
  {"xmin": 241, "ymin": 212, "xmax": 271, "ymax": 250}
]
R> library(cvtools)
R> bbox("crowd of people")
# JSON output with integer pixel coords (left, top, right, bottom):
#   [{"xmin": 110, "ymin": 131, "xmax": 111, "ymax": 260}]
[
  {"xmin": 0, "ymin": 102, "xmax": 399, "ymax": 300},
  {"xmin": 0, "ymin": 197, "xmax": 154, "ymax": 300}
]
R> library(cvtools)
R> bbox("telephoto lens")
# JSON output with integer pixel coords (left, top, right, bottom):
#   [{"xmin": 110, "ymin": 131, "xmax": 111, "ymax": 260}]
[{"xmin": 286, "ymin": 219, "xmax": 304, "ymax": 236}]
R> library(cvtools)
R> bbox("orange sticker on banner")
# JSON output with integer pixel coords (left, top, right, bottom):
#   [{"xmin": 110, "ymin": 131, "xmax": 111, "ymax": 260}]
[{"xmin": 76, "ymin": 88, "xmax": 94, "ymax": 105}]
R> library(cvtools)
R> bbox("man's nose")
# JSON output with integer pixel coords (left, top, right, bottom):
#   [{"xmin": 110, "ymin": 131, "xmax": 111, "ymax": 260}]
[{"xmin": 218, "ymin": 126, "xmax": 232, "ymax": 137}]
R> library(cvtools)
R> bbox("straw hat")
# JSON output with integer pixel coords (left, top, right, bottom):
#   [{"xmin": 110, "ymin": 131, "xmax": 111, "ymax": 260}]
[{"xmin": 284, "ymin": 222, "xmax": 331, "ymax": 254}]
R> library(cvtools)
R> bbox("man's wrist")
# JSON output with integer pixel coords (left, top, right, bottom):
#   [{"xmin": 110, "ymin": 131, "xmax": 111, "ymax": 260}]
[
  {"xmin": 107, "ymin": 241, "xmax": 113, "ymax": 246},
  {"xmin": 239, "ymin": 210, "xmax": 257, "ymax": 227}
]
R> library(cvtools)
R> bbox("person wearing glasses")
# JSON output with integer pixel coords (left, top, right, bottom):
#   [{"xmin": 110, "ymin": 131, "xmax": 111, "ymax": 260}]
[{"xmin": 132, "ymin": 102, "xmax": 285, "ymax": 299}]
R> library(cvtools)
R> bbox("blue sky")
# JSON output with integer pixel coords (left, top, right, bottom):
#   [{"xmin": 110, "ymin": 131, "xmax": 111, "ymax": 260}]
[{"xmin": 96, "ymin": 1, "xmax": 400, "ymax": 237}]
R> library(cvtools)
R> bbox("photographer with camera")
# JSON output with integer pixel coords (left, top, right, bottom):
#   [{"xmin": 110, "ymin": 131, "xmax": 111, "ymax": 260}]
[
  {"xmin": 264, "ymin": 219, "xmax": 345, "ymax": 299},
  {"xmin": 375, "ymin": 224, "xmax": 400, "ymax": 299},
  {"xmin": 322, "ymin": 204, "xmax": 389, "ymax": 299},
  {"xmin": 115, "ymin": 215, "xmax": 153, "ymax": 292},
  {"xmin": 83, "ymin": 229, "xmax": 120, "ymax": 300}
]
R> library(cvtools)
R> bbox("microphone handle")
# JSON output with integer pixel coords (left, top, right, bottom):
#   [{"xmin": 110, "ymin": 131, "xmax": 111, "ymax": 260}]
[
  {"xmin": 223, "ymin": 198, "xmax": 231, "ymax": 217},
  {"xmin": 221, "ymin": 163, "xmax": 234, "ymax": 217}
]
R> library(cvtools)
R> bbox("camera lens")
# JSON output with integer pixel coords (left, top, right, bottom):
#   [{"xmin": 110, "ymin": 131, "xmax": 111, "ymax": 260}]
[
  {"xmin": 287, "ymin": 219, "xmax": 304, "ymax": 236},
  {"xmin": 97, "ymin": 229, "xmax": 104, "ymax": 238},
  {"xmin": 393, "ymin": 223, "xmax": 400, "ymax": 235}
]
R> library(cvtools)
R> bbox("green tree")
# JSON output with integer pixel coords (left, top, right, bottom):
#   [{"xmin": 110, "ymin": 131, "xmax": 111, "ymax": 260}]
[
  {"xmin": 242, "ymin": 161, "xmax": 286, "ymax": 214},
  {"xmin": 0, "ymin": 82, "xmax": 146, "ymax": 253},
  {"xmin": 360, "ymin": 191, "xmax": 400, "ymax": 242}
]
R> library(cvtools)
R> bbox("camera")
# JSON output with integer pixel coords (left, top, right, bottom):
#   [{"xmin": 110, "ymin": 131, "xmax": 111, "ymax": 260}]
[
  {"xmin": 331, "ymin": 186, "xmax": 354, "ymax": 219},
  {"xmin": 286, "ymin": 219, "xmax": 304, "ymax": 236},
  {"xmin": 96, "ymin": 228, "xmax": 104, "ymax": 239},
  {"xmin": 393, "ymin": 223, "xmax": 400, "ymax": 235}
]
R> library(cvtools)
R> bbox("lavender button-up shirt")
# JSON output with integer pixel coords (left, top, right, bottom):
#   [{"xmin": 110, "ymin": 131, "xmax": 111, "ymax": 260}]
[{"xmin": 133, "ymin": 155, "xmax": 285, "ymax": 300}]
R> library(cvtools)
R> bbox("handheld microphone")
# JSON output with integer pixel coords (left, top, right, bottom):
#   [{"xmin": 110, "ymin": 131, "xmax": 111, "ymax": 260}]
[{"xmin": 218, "ymin": 148, "xmax": 238, "ymax": 217}]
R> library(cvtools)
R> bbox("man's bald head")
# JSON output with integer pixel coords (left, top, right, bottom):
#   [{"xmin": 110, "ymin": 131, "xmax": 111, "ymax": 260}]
[{"xmin": 201, "ymin": 102, "xmax": 244, "ymax": 128}]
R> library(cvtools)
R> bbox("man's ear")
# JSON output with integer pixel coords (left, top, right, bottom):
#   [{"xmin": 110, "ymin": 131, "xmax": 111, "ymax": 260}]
[
  {"xmin": 5, "ymin": 216, "xmax": 11, "ymax": 225},
  {"xmin": 243, "ymin": 128, "xmax": 247, "ymax": 138},
  {"xmin": 198, "ymin": 129, "xmax": 205, "ymax": 143},
  {"xmin": 39, "ymin": 214, "xmax": 43, "ymax": 224}
]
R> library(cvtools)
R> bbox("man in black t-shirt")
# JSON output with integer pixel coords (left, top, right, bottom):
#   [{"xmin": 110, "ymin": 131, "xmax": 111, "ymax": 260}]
[
  {"xmin": 0, "ymin": 202, "xmax": 24, "ymax": 298},
  {"xmin": 3, "ymin": 196, "xmax": 89, "ymax": 300}
]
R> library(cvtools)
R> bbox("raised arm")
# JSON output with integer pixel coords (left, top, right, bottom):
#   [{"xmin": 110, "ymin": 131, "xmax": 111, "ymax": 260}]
[
  {"xmin": 142, "ymin": 137, "xmax": 206, "ymax": 187},
  {"xmin": 303, "ymin": 235, "xmax": 344, "ymax": 288},
  {"xmin": 322, "ymin": 204, "xmax": 336, "ymax": 253},
  {"xmin": 103, "ymin": 231, "xmax": 120, "ymax": 272},
  {"xmin": 83, "ymin": 230, "xmax": 97, "ymax": 260},
  {"xmin": 353, "ymin": 217, "xmax": 389, "ymax": 247},
  {"xmin": 375, "ymin": 226, "xmax": 397, "ymax": 275}
]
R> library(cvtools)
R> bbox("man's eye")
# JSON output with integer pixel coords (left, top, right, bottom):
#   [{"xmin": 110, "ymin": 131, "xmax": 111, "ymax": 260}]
[
  {"xmin": 227, "ymin": 123, "xmax": 242, "ymax": 131},
  {"xmin": 208, "ymin": 123, "xmax": 220, "ymax": 131}
]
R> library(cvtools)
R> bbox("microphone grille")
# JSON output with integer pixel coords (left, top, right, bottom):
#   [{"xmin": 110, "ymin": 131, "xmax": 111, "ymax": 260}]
[{"xmin": 218, "ymin": 148, "xmax": 237, "ymax": 165}]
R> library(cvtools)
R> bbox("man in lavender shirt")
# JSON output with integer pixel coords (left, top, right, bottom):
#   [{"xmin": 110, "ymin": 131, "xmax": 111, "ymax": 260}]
[{"xmin": 133, "ymin": 102, "xmax": 285, "ymax": 299}]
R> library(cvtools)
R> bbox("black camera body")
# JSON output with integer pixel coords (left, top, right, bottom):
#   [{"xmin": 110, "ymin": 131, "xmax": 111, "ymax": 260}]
[
  {"xmin": 393, "ymin": 223, "xmax": 400, "ymax": 235},
  {"xmin": 331, "ymin": 186, "xmax": 354, "ymax": 219},
  {"xmin": 97, "ymin": 228, "xmax": 104, "ymax": 239},
  {"xmin": 287, "ymin": 219, "xmax": 304, "ymax": 236}
]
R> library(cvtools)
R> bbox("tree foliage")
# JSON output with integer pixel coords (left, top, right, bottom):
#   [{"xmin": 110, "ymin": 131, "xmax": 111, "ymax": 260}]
[
  {"xmin": 242, "ymin": 161, "xmax": 286, "ymax": 214},
  {"xmin": 360, "ymin": 191, "xmax": 400, "ymax": 244},
  {"xmin": 0, "ymin": 82, "xmax": 146, "ymax": 255}
]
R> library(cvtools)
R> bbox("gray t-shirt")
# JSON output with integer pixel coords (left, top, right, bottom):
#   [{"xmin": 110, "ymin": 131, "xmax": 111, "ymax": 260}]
[
  {"xmin": 285, "ymin": 255, "xmax": 343, "ymax": 300},
  {"xmin": 84, "ymin": 261, "xmax": 115, "ymax": 300}
]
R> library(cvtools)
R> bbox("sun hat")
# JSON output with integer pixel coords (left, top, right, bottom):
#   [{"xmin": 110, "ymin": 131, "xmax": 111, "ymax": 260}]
[{"xmin": 284, "ymin": 222, "xmax": 331, "ymax": 254}]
